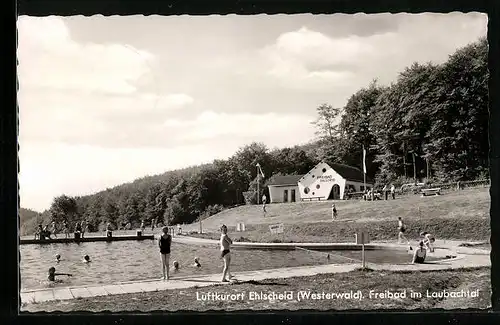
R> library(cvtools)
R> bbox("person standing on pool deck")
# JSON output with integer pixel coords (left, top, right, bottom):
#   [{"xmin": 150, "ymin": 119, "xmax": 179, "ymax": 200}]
[
  {"xmin": 398, "ymin": 217, "xmax": 409, "ymax": 244},
  {"xmin": 81, "ymin": 220, "xmax": 87, "ymax": 238},
  {"xmin": 159, "ymin": 226, "xmax": 172, "ymax": 280},
  {"xmin": 63, "ymin": 221, "xmax": 69, "ymax": 239},
  {"xmin": 50, "ymin": 221, "xmax": 58, "ymax": 239},
  {"xmin": 220, "ymin": 224, "xmax": 234, "ymax": 282},
  {"xmin": 140, "ymin": 220, "xmax": 145, "ymax": 233},
  {"xmin": 411, "ymin": 241, "xmax": 427, "ymax": 264}
]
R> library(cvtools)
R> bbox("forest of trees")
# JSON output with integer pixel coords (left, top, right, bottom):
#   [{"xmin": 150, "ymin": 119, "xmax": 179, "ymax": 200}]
[{"xmin": 19, "ymin": 38, "xmax": 489, "ymax": 235}]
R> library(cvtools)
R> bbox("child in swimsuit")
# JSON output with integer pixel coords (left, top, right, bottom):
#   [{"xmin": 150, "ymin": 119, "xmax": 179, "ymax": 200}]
[
  {"xmin": 83, "ymin": 255, "xmax": 91, "ymax": 263},
  {"xmin": 48, "ymin": 267, "xmax": 72, "ymax": 282},
  {"xmin": 173, "ymin": 260, "xmax": 180, "ymax": 271},
  {"xmin": 55, "ymin": 254, "xmax": 61, "ymax": 263},
  {"xmin": 220, "ymin": 224, "xmax": 234, "ymax": 282},
  {"xmin": 411, "ymin": 241, "xmax": 427, "ymax": 264}
]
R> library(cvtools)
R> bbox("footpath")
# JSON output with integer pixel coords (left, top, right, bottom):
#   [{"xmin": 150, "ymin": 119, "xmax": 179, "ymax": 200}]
[{"xmin": 20, "ymin": 237, "xmax": 490, "ymax": 306}]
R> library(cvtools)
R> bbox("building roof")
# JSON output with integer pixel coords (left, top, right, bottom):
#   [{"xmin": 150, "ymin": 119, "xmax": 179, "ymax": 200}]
[
  {"xmin": 267, "ymin": 174, "xmax": 304, "ymax": 186},
  {"xmin": 326, "ymin": 162, "xmax": 373, "ymax": 183}
]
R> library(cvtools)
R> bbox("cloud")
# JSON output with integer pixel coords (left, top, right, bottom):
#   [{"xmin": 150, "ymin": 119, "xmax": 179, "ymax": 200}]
[
  {"xmin": 19, "ymin": 142, "xmax": 235, "ymax": 211},
  {"xmin": 163, "ymin": 111, "xmax": 316, "ymax": 145},
  {"xmin": 17, "ymin": 16, "xmax": 155, "ymax": 95}
]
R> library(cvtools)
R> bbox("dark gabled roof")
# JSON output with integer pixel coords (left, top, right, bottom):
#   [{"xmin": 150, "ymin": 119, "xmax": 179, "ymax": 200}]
[
  {"xmin": 326, "ymin": 162, "xmax": 373, "ymax": 183},
  {"xmin": 267, "ymin": 174, "xmax": 304, "ymax": 186}
]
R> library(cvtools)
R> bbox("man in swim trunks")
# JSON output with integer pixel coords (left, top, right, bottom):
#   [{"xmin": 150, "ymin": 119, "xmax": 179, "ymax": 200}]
[
  {"xmin": 159, "ymin": 226, "xmax": 172, "ymax": 280},
  {"xmin": 220, "ymin": 224, "xmax": 234, "ymax": 282},
  {"xmin": 398, "ymin": 217, "xmax": 410, "ymax": 244},
  {"xmin": 412, "ymin": 241, "xmax": 427, "ymax": 264}
]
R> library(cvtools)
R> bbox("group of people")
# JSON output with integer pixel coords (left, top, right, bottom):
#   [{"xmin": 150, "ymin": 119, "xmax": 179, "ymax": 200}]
[
  {"xmin": 47, "ymin": 254, "xmax": 92, "ymax": 282},
  {"xmin": 35, "ymin": 220, "xmax": 89, "ymax": 240},
  {"xmin": 397, "ymin": 217, "xmax": 436, "ymax": 264},
  {"xmin": 158, "ymin": 224, "xmax": 233, "ymax": 282},
  {"xmin": 363, "ymin": 184, "xmax": 396, "ymax": 201}
]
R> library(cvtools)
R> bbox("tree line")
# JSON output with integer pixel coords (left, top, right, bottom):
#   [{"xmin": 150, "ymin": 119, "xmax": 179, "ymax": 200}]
[{"xmin": 20, "ymin": 37, "xmax": 489, "ymax": 235}]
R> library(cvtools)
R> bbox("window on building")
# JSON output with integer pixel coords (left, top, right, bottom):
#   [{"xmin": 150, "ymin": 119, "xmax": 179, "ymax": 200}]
[
  {"xmin": 316, "ymin": 184, "xmax": 320, "ymax": 189},
  {"xmin": 322, "ymin": 168, "xmax": 327, "ymax": 173},
  {"xmin": 304, "ymin": 187, "xmax": 310, "ymax": 194}
]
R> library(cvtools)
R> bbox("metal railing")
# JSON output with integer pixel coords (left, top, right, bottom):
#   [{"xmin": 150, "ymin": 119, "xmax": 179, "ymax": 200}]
[{"xmin": 398, "ymin": 179, "xmax": 490, "ymax": 196}]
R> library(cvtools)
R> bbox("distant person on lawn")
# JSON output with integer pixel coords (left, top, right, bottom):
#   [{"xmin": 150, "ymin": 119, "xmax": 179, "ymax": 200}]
[
  {"xmin": 411, "ymin": 241, "xmax": 427, "ymax": 264},
  {"xmin": 220, "ymin": 224, "xmax": 234, "ymax": 282},
  {"xmin": 383, "ymin": 184, "xmax": 389, "ymax": 200},
  {"xmin": 140, "ymin": 220, "xmax": 145, "ymax": 233},
  {"xmin": 331, "ymin": 203, "xmax": 337, "ymax": 220},
  {"xmin": 391, "ymin": 184, "xmax": 396, "ymax": 199},
  {"xmin": 398, "ymin": 217, "xmax": 409, "ymax": 244},
  {"xmin": 159, "ymin": 226, "xmax": 172, "ymax": 280}
]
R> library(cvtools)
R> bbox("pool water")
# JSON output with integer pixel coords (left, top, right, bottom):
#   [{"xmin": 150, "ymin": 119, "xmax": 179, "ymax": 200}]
[{"xmin": 19, "ymin": 239, "xmax": 441, "ymax": 290}]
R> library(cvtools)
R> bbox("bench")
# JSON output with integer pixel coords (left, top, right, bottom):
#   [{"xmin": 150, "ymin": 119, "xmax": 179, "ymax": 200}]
[
  {"xmin": 302, "ymin": 197, "xmax": 323, "ymax": 201},
  {"xmin": 346, "ymin": 192, "xmax": 365, "ymax": 200},
  {"xmin": 421, "ymin": 188, "xmax": 441, "ymax": 197}
]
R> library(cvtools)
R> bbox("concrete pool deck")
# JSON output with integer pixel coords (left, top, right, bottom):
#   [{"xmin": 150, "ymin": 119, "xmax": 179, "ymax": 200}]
[{"xmin": 20, "ymin": 238, "xmax": 490, "ymax": 306}]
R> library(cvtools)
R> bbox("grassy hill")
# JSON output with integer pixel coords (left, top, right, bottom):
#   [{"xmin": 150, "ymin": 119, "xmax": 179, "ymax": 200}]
[
  {"xmin": 19, "ymin": 207, "xmax": 49, "ymax": 236},
  {"xmin": 186, "ymin": 187, "xmax": 490, "ymax": 242}
]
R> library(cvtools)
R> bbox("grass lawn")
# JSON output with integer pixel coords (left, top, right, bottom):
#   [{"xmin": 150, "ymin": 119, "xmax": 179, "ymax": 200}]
[
  {"xmin": 187, "ymin": 187, "xmax": 489, "ymax": 242},
  {"xmin": 22, "ymin": 267, "xmax": 491, "ymax": 312}
]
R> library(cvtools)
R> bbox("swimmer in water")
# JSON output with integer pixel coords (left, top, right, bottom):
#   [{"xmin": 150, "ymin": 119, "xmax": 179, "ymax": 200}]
[
  {"xmin": 83, "ymin": 255, "xmax": 91, "ymax": 263},
  {"xmin": 55, "ymin": 254, "xmax": 61, "ymax": 263},
  {"xmin": 48, "ymin": 267, "xmax": 72, "ymax": 282},
  {"xmin": 411, "ymin": 241, "xmax": 427, "ymax": 264},
  {"xmin": 193, "ymin": 257, "xmax": 201, "ymax": 268},
  {"xmin": 173, "ymin": 260, "xmax": 180, "ymax": 271}
]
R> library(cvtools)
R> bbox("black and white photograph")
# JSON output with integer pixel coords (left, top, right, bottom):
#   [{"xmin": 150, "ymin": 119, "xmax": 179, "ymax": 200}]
[{"xmin": 17, "ymin": 12, "xmax": 491, "ymax": 312}]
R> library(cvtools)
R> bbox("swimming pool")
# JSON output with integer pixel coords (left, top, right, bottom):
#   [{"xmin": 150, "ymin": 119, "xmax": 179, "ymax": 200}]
[{"xmin": 19, "ymin": 238, "xmax": 440, "ymax": 290}]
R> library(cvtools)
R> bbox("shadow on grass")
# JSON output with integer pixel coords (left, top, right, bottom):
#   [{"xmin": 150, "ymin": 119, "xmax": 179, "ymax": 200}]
[{"xmin": 238, "ymin": 280, "xmax": 287, "ymax": 286}]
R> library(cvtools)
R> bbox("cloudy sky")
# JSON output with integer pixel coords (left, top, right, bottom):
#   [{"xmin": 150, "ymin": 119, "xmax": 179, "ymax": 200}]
[{"xmin": 17, "ymin": 13, "xmax": 487, "ymax": 211}]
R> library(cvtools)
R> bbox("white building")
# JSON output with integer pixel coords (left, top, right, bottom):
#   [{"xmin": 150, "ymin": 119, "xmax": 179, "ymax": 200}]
[
  {"xmin": 267, "ymin": 161, "xmax": 374, "ymax": 203},
  {"xmin": 267, "ymin": 175, "xmax": 303, "ymax": 203}
]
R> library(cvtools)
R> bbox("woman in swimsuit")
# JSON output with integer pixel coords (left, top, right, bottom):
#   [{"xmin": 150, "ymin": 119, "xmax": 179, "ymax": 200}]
[
  {"xmin": 412, "ymin": 241, "xmax": 427, "ymax": 264},
  {"xmin": 220, "ymin": 224, "xmax": 234, "ymax": 282},
  {"xmin": 159, "ymin": 226, "xmax": 172, "ymax": 280},
  {"xmin": 420, "ymin": 232, "xmax": 436, "ymax": 252}
]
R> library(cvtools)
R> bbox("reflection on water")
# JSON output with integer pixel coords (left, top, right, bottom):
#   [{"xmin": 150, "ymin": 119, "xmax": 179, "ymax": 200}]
[{"xmin": 20, "ymin": 234, "xmax": 427, "ymax": 290}]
